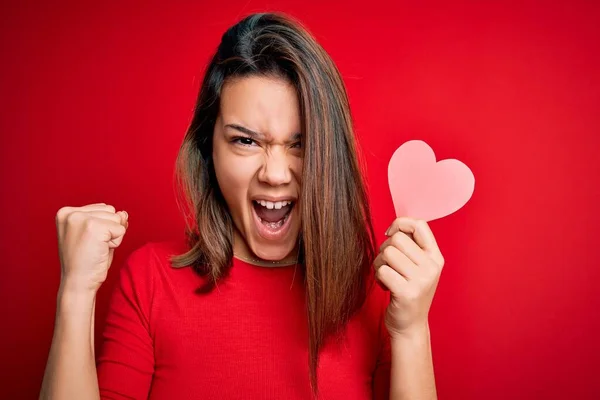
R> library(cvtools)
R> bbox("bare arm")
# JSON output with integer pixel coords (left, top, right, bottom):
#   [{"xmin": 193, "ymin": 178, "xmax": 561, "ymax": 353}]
[
  {"xmin": 374, "ymin": 218, "xmax": 445, "ymax": 400},
  {"xmin": 40, "ymin": 204, "xmax": 129, "ymax": 400},
  {"xmin": 39, "ymin": 284, "xmax": 100, "ymax": 400},
  {"xmin": 389, "ymin": 324, "xmax": 437, "ymax": 400}
]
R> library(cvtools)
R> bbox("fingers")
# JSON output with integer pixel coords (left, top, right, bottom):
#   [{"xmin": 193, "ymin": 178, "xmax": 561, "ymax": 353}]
[
  {"xmin": 385, "ymin": 217, "xmax": 444, "ymax": 268},
  {"xmin": 58, "ymin": 205, "xmax": 126, "ymax": 226},
  {"xmin": 63, "ymin": 210, "xmax": 128, "ymax": 231},
  {"xmin": 92, "ymin": 210, "xmax": 129, "ymax": 231},
  {"xmin": 80, "ymin": 203, "xmax": 117, "ymax": 214},
  {"xmin": 57, "ymin": 204, "xmax": 117, "ymax": 225},
  {"xmin": 374, "ymin": 244, "xmax": 418, "ymax": 280},
  {"xmin": 81, "ymin": 210, "xmax": 122, "ymax": 224},
  {"xmin": 375, "ymin": 264, "xmax": 407, "ymax": 294},
  {"xmin": 85, "ymin": 212, "xmax": 128, "ymax": 248},
  {"xmin": 380, "ymin": 230, "xmax": 428, "ymax": 266},
  {"xmin": 90, "ymin": 217, "xmax": 127, "ymax": 248},
  {"xmin": 60, "ymin": 207, "xmax": 129, "ymax": 249}
]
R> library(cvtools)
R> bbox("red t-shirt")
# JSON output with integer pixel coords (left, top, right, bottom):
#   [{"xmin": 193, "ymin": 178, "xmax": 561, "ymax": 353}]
[{"xmin": 96, "ymin": 240, "xmax": 392, "ymax": 399}]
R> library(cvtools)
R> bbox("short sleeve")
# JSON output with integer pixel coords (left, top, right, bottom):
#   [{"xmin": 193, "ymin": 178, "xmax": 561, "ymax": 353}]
[
  {"xmin": 372, "ymin": 287, "xmax": 392, "ymax": 400},
  {"xmin": 96, "ymin": 244, "xmax": 156, "ymax": 399}
]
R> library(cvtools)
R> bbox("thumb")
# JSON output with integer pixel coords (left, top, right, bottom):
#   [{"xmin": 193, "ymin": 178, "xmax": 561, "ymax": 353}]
[{"xmin": 107, "ymin": 211, "xmax": 128, "ymax": 248}]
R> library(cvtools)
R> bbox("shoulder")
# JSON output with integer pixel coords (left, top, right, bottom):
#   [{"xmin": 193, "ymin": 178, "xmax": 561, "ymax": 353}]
[
  {"xmin": 123, "ymin": 238, "xmax": 190, "ymax": 269},
  {"xmin": 117, "ymin": 238, "xmax": 192, "ymax": 284},
  {"xmin": 109, "ymin": 238, "xmax": 196, "ymax": 318}
]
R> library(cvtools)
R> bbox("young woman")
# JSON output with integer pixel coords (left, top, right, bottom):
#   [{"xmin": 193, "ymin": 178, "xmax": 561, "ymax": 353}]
[{"xmin": 40, "ymin": 12, "xmax": 444, "ymax": 400}]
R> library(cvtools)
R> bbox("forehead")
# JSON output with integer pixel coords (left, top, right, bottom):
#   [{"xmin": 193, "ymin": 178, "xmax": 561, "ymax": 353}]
[{"xmin": 219, "ymin": 75, "xmax": 301, "ymax": 139}]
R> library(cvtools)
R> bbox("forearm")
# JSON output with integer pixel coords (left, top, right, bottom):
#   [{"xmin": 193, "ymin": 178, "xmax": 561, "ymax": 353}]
[
  {"xmin": 39, "ymin": 285, "xmax": 100, "ymax": 400},
  {"xmin": 389, "ymin": 324, "xmax": 437, "ymax": 400}
]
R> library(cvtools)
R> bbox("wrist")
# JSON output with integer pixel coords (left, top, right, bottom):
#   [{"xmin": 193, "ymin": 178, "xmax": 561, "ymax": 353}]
[
  {"xmin": 57, "ymin": 280, "xmax": 97, "ymax": 314},
  {"xmin": 389, "ymin": 322, "xmax": 431, "ymax": 343},
  {"xmin": 58, "ymin": 276, "xmax": 98, "ymax": 298}
]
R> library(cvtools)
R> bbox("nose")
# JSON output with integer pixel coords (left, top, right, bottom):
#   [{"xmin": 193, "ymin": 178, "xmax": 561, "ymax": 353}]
[{"xmin": 258, "ymin": 148, "xmax": 292, "ymax": 187}]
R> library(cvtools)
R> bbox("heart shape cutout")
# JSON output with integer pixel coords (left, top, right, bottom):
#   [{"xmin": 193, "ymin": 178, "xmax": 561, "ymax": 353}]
[{"xmin": 388, "ymin": 140, "xmax": 475, "ymax": 222}]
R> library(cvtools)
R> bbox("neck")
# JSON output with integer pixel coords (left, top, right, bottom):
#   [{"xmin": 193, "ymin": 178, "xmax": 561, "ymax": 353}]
[{"xmin": 232, "ymin": 228, "xmax": 300, "ymax": 267}]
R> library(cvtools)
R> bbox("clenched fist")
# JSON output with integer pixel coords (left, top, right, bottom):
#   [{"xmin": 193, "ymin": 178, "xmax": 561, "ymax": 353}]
[{"xmin": 55, "ymin": 203, "xmax": 129, "ymax": 294}]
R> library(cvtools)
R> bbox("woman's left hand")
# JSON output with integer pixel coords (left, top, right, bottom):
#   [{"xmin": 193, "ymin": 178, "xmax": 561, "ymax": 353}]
[{"xmin": 374, "ymin": 217, "xmax": 445, "ymax": 339}]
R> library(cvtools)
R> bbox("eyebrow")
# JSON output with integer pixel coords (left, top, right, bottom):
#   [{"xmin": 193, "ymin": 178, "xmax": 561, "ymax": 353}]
[{"xmin": 225, "ymin": 124, "xmax": 301, "ymax": 141}]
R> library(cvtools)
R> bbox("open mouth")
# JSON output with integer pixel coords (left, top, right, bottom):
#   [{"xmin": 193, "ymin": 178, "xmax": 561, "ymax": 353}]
[{"xmin": 251, "ymin": 199, "xmax": 295, "ymax": 239}]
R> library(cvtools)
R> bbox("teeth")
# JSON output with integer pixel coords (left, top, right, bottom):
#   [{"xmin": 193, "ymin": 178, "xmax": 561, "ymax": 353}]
[{"xmin": 255, "ymin": 200, "xmax": 293, "ymax": 208}]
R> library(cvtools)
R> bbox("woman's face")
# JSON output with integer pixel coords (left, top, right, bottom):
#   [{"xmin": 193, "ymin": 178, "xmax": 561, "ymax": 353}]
[{"xmin": 212, "ymin": 75, "xmax": 303, "ymax": 262}]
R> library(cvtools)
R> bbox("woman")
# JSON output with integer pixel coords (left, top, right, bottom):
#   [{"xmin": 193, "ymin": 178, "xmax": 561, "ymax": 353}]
[{"xmin": 40, "ymin": 12, "xmax": 444, "ymax": 400}]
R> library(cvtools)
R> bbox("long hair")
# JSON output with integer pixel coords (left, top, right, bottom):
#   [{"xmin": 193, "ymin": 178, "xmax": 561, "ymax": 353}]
[{"xmin": 170, "ymin": 12, "xmax": 377, "ymax": 398}]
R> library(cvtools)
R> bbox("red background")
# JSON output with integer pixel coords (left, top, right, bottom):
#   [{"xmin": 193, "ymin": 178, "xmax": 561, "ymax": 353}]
[{"xmin": 1, "ymin": 1, "xmax": 599, "ymax": 399}]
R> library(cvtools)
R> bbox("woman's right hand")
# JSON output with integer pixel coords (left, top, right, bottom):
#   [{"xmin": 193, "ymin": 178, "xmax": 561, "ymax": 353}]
[{"xmin": 55, "ymin": 203, "xmax": 129, "ymax": 295}]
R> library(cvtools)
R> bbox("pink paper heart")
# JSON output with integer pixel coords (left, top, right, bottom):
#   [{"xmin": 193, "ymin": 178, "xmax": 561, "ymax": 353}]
[{"xmin": 388, "ymin": 140, "xmax": 475, "ymax": 222}]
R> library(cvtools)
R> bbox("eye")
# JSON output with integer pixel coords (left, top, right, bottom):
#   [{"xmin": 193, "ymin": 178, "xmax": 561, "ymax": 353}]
[
  {"xmin": 232, "ymin": 136, "xmax": 256, "ymax": 147},
  {"xmin": 291, "ymin": 141, "xmax": 302, "ymax": 149}
]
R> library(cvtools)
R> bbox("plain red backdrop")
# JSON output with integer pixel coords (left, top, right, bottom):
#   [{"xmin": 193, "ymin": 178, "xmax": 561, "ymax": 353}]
[{"xmin": 1, "ymin": 1, "xmax": 599, "ymax": 399}]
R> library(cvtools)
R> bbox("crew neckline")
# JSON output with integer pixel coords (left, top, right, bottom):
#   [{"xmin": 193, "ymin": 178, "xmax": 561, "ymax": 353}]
[{"xmin": 233, "ymin": 255, "xmax": 301, "ymax": 269}]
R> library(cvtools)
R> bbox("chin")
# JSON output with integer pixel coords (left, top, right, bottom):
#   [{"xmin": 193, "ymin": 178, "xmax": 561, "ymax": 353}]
[
  {"xmin": 251, "ymin": 243, "xmax": 296, "ymax": 261},
  {"xmin": 245, "ymin": 227, "xmax": 298, "ymax": 259}
]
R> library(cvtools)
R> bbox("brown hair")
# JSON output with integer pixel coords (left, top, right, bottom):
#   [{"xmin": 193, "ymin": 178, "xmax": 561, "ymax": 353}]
[{"xmin": 170, "ymin": 12, "xmax": 377, "ymax": 397}]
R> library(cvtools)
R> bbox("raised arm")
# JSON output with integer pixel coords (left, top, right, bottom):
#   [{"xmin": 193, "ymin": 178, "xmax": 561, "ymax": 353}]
[
  {"xmin": 39, "ymin": 203, "xmax": 129, "ymax": 400},
  {"xmin": 374, "ymin": 217, "xmax": 445, "ymax": 399}
]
